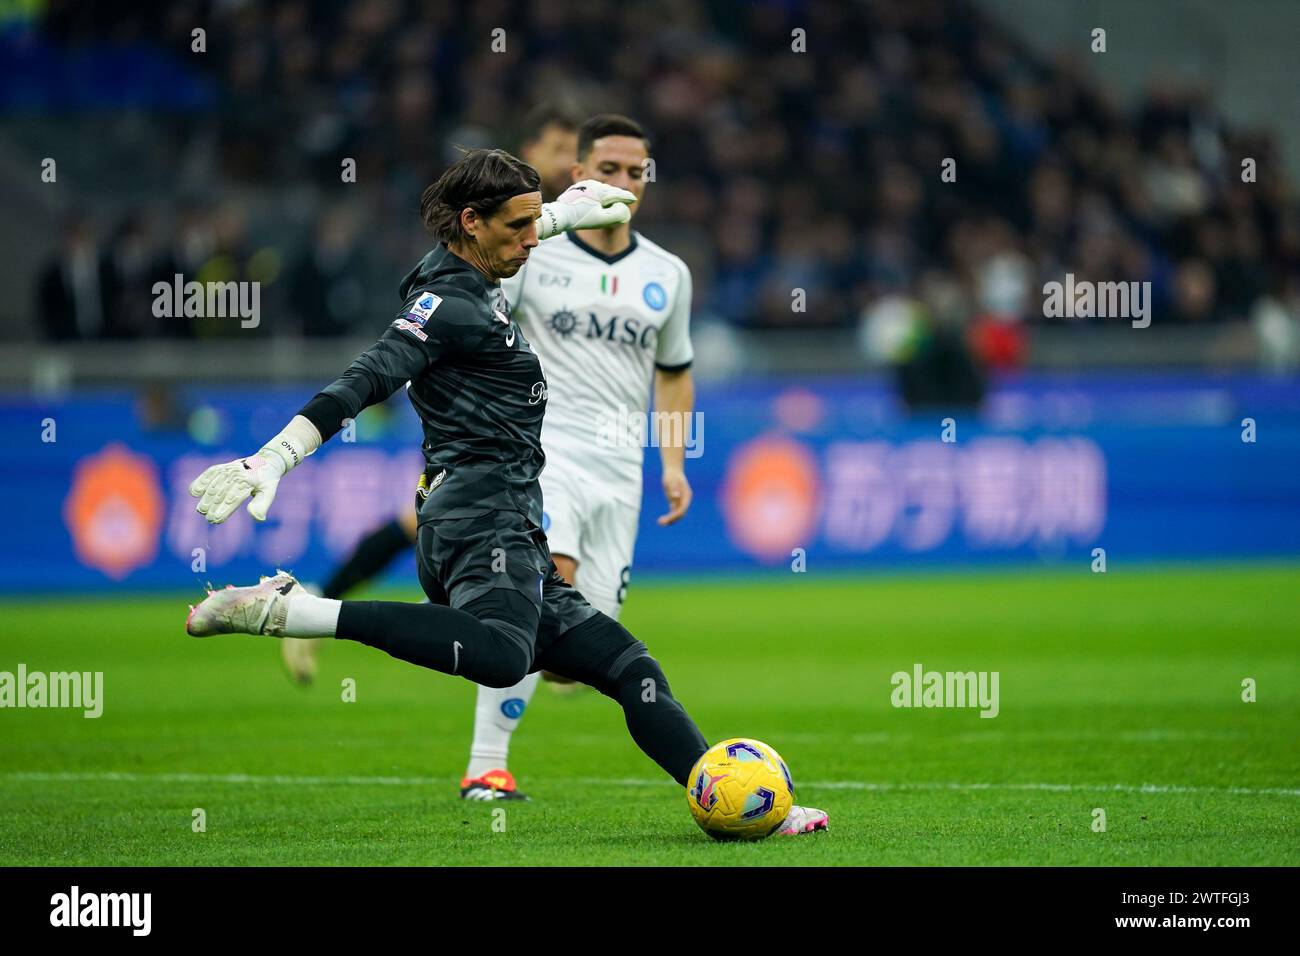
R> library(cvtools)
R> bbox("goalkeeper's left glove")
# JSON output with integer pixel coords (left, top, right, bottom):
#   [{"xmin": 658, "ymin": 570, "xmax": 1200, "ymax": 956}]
[
  {"xmin": 189, "ymin": 415, "xmax": 321, "ymax": 524},
  {"xmin": 536, "ymin": 180, "xmax": 636, "ymax": 240}
]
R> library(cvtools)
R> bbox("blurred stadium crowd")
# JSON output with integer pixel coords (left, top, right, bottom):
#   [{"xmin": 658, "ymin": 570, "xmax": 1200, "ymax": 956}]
[{"xmin": 7, "ymin": 0, "xmax": 1299, "ymax": 354}]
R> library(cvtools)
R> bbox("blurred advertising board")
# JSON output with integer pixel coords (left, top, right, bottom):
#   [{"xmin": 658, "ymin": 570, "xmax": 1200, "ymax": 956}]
[{"xmin": 2, "ymin": 372, "xmax": 1297, "ymax": 593}]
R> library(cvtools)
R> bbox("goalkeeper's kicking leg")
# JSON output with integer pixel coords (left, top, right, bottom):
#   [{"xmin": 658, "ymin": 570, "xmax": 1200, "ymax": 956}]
[
  {"xmin": 188, "ymin": 568, "xmax": 702, "ymax": 779},
  {"xmin": 191, "ymin": 570, "xmax": 538, "ymax": 689},
  {"xmin": 529, "ymin": 611, "xmax": 828, "ymax": 833},
  {"xmin": 185, "ymin": 564, "xmax": 828, "ymax": 834},
  {"xmin": 281, "ymin": 509, "xmax": 419, "ymax": 685},
  {"xmin": 192, "ymin": 513, "xmax": 571, "ymax": 694},
  {"xmin": 185, "ymin": 565, "xmax": 694, "ymax": 766}
]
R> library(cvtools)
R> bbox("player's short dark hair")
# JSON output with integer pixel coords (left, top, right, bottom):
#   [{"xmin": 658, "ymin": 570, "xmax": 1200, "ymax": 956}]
[
  {"xmin": 520, "ymin": 103, "xmax": 581, "ymax": 146},
  {"xmin": 577, "ymin": 114, "xmax": 649, "ymax": 160},
  {"xmin": 420, "ymin": 148, "xmax": 541, "ymax": 244}
]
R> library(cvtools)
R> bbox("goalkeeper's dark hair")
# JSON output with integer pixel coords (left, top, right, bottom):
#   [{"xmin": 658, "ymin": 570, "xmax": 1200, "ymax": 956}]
[
  {"xmin": 420, "ymin": 148, "xmax": 542, "ymax": 244},
  {"xmin": 577, "ymin": 114, "xmax": 649, "ymax": 160}
]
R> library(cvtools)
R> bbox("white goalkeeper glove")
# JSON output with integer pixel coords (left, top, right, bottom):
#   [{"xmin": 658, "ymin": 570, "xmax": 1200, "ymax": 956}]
[
  {"xmin": 536, "ymin": 180, "xmax": 637, "ymax": 240},
  {"xmin": 189, "ymin": 415, "xmax": 321, "ymax": 524}
]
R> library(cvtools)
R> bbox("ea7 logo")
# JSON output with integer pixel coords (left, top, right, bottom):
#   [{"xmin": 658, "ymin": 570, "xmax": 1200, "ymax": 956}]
[
  {"xmin": 50, "ymin": 886, "xmax": 151, "ymax": 936},
  {"xmin": 538, "ymin": 273, "xmax": 571, "ymax": 287}
]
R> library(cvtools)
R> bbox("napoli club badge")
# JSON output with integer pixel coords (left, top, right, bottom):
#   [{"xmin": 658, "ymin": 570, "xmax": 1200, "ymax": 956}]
[{"xmin": 642, "ymin": 281, "xmax": 667, "ymax": 310}]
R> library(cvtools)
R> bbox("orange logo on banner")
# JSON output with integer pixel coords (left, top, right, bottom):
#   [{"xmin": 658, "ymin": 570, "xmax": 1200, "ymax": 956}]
[
  {"xmin": 63, "ymin": 444, "xmax": 164, "ymax": 579},
  {"xmin": 721, "ymin": 437, "xmax": 820, "ymax": 562}
]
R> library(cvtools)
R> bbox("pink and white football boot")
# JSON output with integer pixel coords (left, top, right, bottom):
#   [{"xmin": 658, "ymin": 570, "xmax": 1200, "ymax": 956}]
[
  {"xmin": 186, "ymin": 572, "xmax": 300, "ymax": 638},
  {"xmin": 776, "ymin": 805, "xmax": 829, "ymax": 835}
]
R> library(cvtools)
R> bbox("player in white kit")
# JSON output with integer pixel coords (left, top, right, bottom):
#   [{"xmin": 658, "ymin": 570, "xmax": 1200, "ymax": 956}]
[{"xmin": 460, "ymin": 114, "xmax": 697, "ymax": 800}]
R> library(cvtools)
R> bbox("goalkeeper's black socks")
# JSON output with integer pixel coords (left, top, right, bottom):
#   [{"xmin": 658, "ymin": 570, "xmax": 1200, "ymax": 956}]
[
  {"xmin": 334, "ymin": 591, "xmax": 709, "ymax": 786},
  {"xmin": 527, "ymin": 612, "xmax": 709, "ymax": 785},
  {"xmin": 321, "ymin": 518, "xmax": 413, "ymax": 599},
  {"xmin": 606, "ymin": 654, "xmax": 708, "ymax": 786},
  {"xmin": 335, "ymin": 590, "xmax": 536, "ymax": 689}
]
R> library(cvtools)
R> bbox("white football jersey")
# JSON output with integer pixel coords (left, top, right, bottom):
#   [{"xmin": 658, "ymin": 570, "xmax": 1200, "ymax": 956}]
[{"xmin": 501, "ymin": 230, "xmax": 693, "ymax": 506}]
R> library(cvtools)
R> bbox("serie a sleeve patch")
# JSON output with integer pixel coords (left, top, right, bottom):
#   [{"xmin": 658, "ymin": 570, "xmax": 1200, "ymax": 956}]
[
  {"xmin": 405, "ymin": 290, "xmax": 442, "ymax": 326},
  {"xmin": 391, "ymin": 289, "xmax": 444, "ymax": 340}
]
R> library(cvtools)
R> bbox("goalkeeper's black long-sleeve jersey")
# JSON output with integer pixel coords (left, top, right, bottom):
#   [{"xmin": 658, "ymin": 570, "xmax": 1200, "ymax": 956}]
[{"xmin": 298, "ymin": 243, "xmax": 549, "ymax": 526}]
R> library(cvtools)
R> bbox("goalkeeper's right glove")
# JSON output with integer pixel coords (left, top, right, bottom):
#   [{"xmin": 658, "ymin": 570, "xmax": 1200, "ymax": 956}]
[
  {"xmin": 536, "ymin": 180, "xmax": 637, "ymax": 240},
  {"xmin": 189, "ymin": 415, "xmax": 321, "ymax": 524},
  {"xmin": 189, "ymin": 451, "xmax": 286, "ymax": 524}
]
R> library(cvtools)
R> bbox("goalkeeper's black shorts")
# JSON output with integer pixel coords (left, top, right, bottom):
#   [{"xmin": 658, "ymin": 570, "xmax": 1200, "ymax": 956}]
[{"xmin": 414, "ymin": 508, "xmax": 602, "ymax": 662}]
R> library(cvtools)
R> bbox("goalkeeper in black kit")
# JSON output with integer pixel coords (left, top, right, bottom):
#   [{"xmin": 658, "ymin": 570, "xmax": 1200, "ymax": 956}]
[{"xmin": 183, "ymin": 148, "xmax": 827, "ymax": 835}]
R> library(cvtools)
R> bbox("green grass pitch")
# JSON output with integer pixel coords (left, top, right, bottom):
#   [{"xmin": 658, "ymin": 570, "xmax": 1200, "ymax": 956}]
[{"xmin": 0, "ymin": 562, "xmax": 1296, "ymax": 866}]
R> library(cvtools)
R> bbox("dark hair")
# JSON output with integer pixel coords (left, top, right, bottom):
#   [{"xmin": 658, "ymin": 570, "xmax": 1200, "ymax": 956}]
[
  {"xmin": 577, "ymin": 113, "xmax": 649, "ymax": 161},
  {"xmin": 521, "ymin": 103, "xmax": 581, "ymax": 146},
  {"xmin": 419, "ymin": 148, "xmax": 541, "ymax": 244}
]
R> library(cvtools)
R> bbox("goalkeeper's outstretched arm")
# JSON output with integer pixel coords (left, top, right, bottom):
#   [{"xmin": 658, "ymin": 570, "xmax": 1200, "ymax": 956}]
[
  {"xmin": 190, "ymin": 328, "xmax": 432, "ymax": 525},
  {"xmin": 190, "ymin": 178, "xmax": 633, "ymax": 525}
]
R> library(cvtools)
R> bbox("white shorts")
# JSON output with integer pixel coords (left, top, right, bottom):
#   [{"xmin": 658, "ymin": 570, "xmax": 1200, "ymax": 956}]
[{"xmin": 539, "ymin": 459, "xmax": 639, "ymax": 621}]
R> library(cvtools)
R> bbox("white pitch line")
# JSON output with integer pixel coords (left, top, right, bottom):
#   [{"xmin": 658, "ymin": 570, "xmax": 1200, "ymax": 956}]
[
  {"xmin": 3, "ymin": 771, "xmax": 441, "ymax": 787},
  {"xmin": 570, "ymin": 778, "xmax": 1300, "ymax": 798},
  {"xmin": 774, "ymin": 730, "xmax": 1254, "ymax": 745},
  {"xmin": 4, "ymin": 771, "xmax": 1298, "ymax": 798}
]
